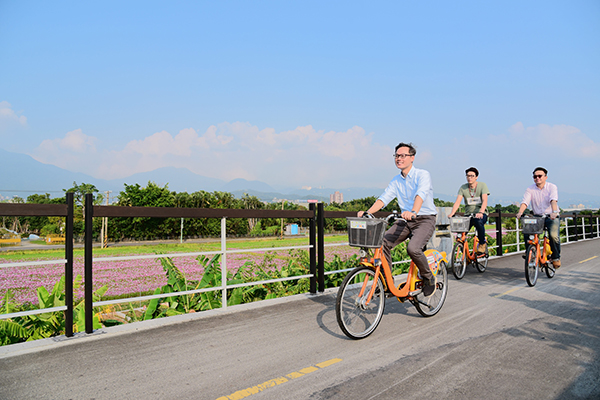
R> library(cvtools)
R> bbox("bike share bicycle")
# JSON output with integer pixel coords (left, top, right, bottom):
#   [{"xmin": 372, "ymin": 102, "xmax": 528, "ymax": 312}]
[
  {"xmin": 522, "ymin": 214, "xmax": 556, "ymax": 287},
  {"xmin": 335, "ymin": 211, "xmax": 449, "ymax": 340},
  {"xmin": 449, "ymin": 214, "xmax": 489, "ymax": 279}
]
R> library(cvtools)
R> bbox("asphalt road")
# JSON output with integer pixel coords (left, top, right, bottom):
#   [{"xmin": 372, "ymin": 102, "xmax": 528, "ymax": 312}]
[{"xmin": 1, "ymin": 239, "xmax": 599, "ymax": 400}]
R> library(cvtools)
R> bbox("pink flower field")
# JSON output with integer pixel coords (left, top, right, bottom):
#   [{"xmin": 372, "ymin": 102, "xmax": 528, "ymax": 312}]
[{"xmin": 0, "ymin": 245, "xmax": 357, "ymax": 306}]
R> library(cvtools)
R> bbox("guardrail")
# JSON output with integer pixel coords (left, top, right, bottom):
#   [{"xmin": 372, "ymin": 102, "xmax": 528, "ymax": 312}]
[
  {"xmin": 83, "ymin": 195, "xmax": 319, "ymax": 333},
  {"xmin": 0, "ymin": 193, "xmax": 74, "ymax": 337}
]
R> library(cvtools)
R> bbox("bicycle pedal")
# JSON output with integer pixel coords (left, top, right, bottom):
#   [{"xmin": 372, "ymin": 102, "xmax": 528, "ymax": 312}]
[{"xmin": 409, "ymin": 290, "xmax": 421, "ymax": 297}]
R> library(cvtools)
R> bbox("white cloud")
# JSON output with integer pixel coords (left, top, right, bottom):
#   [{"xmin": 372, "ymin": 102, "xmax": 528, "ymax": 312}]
[
  {"xmin": 0, "ymin": 101, "xmax": 28, "ymax": 129},
  {"xmin": 499, "ymin": 122, "xmax": 600, "ymax": 158},
  {"xmin": 31, "ymin": 129, "xmax": 98, "ymax": 169},
  {"xmin": 28, "ymin": 123, "xmax": 395, "ymax": 188}
]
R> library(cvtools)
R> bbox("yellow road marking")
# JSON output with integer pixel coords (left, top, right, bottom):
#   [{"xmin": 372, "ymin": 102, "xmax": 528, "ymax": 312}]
[
  {"xmin": 494, "ymin": 287, "xmax": 522, "ymax": 298},
  {"xmin": 216, "ymin": 358, "xmax": 342, "ymax": 400},
  {"xmin": 579, "ymin": 256, "xmax": 598, "ymax": 264}
]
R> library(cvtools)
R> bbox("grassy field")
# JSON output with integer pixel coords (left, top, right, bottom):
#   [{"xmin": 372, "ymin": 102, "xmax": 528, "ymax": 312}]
[{"xmin": 0, "ymin": 234, "xmax": 349, "ymax": 262}]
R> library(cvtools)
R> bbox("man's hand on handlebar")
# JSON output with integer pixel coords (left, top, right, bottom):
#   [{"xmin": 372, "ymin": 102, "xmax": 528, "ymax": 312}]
[{"xmin": 401, "ymin": 210, "xmax": 416, "ymax": 221}]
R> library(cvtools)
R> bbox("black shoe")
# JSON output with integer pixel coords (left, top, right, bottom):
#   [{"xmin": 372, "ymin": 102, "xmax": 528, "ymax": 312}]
[{"xmin": 422, "ymin": 277, "xmax": 437, "ymax": 297}]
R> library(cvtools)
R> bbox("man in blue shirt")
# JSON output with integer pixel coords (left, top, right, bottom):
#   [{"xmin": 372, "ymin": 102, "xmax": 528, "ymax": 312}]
[{"xmin": 359, "ymin": 142, "xmax": 438, "ymax": 297}]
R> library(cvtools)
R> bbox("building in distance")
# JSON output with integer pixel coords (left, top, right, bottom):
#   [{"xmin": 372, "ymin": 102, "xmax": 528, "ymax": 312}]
[{"xmin": 330, "ymin": 191, "xmax": 343, "ymax": 204}]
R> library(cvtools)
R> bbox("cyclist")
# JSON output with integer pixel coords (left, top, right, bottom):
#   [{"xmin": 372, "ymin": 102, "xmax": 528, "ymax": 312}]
[
  {"xmin": 448, "ymin": 167, "xmax": 490, "ymax": 254},
  {"xmin": 358, "ymin": 142, "xmax": 438, "ymax": 297},
  {"xmin": 516, "ymin": 167, "xmax": 561, "ymax": 269}
]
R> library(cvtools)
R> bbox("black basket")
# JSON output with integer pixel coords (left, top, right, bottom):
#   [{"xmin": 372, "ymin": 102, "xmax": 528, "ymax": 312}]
[
  {"xmin": 522, "ymin": 216, "xmax": 545, "ymax": 234},
  {"xmin": 346, "ymin": 217, "xmax": 387, "ymax": 248}
]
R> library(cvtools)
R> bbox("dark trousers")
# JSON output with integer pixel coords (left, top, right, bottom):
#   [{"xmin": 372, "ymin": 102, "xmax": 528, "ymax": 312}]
[
  {"xmin": 382, "ymin": 215, "xmax": 437, "ymax": 282},
  {"xmin": 470, "ymin": 214, "xmax": 487, "ymax": 244}
]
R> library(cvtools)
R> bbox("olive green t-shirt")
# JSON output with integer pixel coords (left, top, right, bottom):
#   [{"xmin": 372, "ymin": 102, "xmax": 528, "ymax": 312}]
[{"xmin": 458, "ymin": 182, "xmax": 490, "ymax": 214}]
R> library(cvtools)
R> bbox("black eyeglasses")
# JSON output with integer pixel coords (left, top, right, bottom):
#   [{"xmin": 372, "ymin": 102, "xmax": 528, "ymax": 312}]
[
  {"xmin": 393, "ymin": 153, "xmax": 413, "ymax": 159},
  {"xmin": 533, "ymin": 174, "xmax": 545, "ymax": 179}
]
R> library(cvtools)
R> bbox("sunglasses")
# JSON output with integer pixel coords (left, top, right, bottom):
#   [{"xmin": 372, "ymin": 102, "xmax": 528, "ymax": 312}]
[{"xmin": 533, "ymin": 174, "xmax": 545, "ymax": 179}]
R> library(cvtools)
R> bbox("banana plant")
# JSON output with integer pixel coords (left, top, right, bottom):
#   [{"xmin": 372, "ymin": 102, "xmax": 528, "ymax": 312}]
[{"xmin": 143, "ymin": 254, "xmax": 246, "ymax": 320}]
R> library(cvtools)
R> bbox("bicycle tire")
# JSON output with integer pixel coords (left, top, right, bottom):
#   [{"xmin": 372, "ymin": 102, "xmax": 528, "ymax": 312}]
[
  {"xmin": 475, "ymin": 250, "xmax": 488, "ymax": 273},
  {"xmin": 414, "ymin": 260, "xmax": 448, "ymax": 317},
  {"xmin": 545, "ymin": 262, "xmax": 556, "ymax": 279},
  {"xmin": 336, "ymin": 266, "xmax": 386, "ymax": 339},
  {"xmin": 451, "ymin": 242, "xmax": 466, "ymax": 280},
  {"xmin": 525, "ymin": 246, "xmax": 539, "ymax": 287}
]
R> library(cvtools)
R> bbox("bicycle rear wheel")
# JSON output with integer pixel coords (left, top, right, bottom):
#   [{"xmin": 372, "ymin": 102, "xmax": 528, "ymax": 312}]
[
  {"xmin": 525, "ymin": 246, "xmax": 539, "ymax": 287},
  {"xmin": 451, "ymin": 242, "xmax": 466, "ymax": 280},
  {"xmin": 414, "ymin": 261, "xmax": 448, "ymax": 317},
  {"xmin": 336, "ymin": 266, "xmax": 385, "ymax": 339}
]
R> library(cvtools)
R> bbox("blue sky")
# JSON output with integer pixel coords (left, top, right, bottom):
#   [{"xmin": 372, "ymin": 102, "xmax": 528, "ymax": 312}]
[{"xmin": 1, "ymin": 0, "xmax": 599, "ymax": 199}]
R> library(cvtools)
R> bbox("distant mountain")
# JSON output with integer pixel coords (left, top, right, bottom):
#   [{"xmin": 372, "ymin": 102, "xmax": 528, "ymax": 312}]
[
  {"xmin": 108, "ymin": 167, "xmax": 225, "ymax": 194},
  {"xmin": 221, "ymin": 178, "xmax": 276, "ymax": 193},
  {"xmin": 0, "ymin": 148, "xmax": 96, "ymax": 197}
]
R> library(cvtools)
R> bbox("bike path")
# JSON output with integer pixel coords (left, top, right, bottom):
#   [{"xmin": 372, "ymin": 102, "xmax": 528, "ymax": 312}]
[{"xmin": 0, "ymin": 239, "xmax": 599, "ymax": 399}]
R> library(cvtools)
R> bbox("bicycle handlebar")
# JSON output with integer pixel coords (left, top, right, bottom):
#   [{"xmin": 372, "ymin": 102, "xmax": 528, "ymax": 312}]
[{"xmin": 362, "ymin": 211, "xmax": 406, "ymax": 224}]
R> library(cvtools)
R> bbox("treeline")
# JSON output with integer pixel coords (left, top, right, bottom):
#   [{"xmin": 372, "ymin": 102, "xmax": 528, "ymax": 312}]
[{"xmin": 4, "ymin": 181, "xmax": 529, "ymax": 241}]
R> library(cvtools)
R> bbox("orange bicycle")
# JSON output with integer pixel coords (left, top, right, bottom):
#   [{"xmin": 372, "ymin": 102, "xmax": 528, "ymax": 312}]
[
  {"xmin": 522, "ymin": 215, "xmax": 556, "ymax": 287},
  {"xmin": 336, "ymin": 212, "xmax": 449, "ymax": 340},
  {"xmin": 449, "ymin": 215, "xmax": 489, "ymax": 279}
]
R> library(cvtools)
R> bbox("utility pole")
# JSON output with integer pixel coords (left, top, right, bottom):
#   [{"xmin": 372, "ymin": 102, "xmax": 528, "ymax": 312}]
[
  {"xmin": 280, "ymin": 200, "xmax": 285, "ymax": 238},
  {"xmin": 101, "ymin": 191, "xmax": 111, "ymax": 248}
]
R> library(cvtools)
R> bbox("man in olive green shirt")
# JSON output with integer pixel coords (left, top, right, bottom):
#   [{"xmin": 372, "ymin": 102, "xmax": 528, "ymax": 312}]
[{"xmin": 449, "ymin": 167, "xmax": 490, "ymax": 253}]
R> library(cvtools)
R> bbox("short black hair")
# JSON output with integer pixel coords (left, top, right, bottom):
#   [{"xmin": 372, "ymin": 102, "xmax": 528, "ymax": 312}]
[
  {"xmin": 465, "ymin": 167, "xmax": 479, "ymax": 177},
  {"xmin": 533, "ymin": 167, "xmax": 548, "ymax": 175},
  {"xmin": 394, "ymin": 142, "xmax": 416, "ymax": 156}
]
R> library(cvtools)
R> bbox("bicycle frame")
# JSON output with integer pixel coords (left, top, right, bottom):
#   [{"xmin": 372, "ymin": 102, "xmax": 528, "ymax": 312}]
[
  {"xmin": 356, "ymin": 246, "xmax": 447, "ymax": 305},
  {"xmin": 455, "ymin": 231, "xmax": 482, "ymax": 263},
  {"xmin": 527, "ymin": 232, "xmax": 550, "ymax": 265}
]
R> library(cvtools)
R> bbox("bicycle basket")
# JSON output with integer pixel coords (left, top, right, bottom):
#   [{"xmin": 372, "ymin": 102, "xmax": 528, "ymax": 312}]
[
  {"xmin": 522, "ymin": 216, "xmax": 545, "ymax": 234},
  {"xmin": 346, "ymin": 217, "xmax": 387, "ymax": 248},
  {"xmin": 449, "ymin": 217, "xmax": 470, "ymax": 233}
]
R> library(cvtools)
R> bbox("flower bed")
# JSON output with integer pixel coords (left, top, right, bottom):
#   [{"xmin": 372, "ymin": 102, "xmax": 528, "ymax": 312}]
[{"xmin": 0, "ymin": 245, "xmax": 357, "ymax": 306}]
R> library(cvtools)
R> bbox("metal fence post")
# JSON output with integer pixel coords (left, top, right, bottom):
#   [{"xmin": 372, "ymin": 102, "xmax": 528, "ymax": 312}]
[
  {"xmin": 309, "ymin": 203, "xmax": 316, "ymax": 294},
  {"xmin": 495, "ymin": 206, "xmax": 503, "ymax": 256},
  {"xmin": 84, "ymin": 193, "xmax": 94, "ymax": 334},
  {"xmin": 317, "ymin": 202, "xmax": 325, "ymax": 292},
  {"xmin": 65, "ymin": 192, "xmax": 74, "ymax": 337},
  {"xmin": 516, "ymin": 217, "xmax": 520, "ymax": 253},
  {"xmin": 221, "ymin": 217, "xmax": 227, "ymax": 309}
]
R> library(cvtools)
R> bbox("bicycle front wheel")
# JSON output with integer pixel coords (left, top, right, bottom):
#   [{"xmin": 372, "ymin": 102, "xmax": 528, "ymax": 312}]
[
  {"xmin": 545, "ymin": 262, "xmax": 556, "ymax": 278},
  {"xmin": 475, "ymin": 250, "xmax": 488, "ymax": 273},
  {"xmin": 525, "ymin": 246, "xmax": 539, "ymax": 287},
  {"xmin": 336, "ymin": 266, "xmax": 386, "ymax": 340},
  {"xmin": 451, "ymin": 242, "xmax": 466, "ymax": 280},
  {"xmin": 414, "ymin": 261, "xmax": 448, "ymax": 317}
]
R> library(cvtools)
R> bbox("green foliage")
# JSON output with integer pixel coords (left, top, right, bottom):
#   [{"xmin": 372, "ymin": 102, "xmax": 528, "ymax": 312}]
[
  {"xmin": 143, "ymin": 254, "xmax": 246, "ymax": 320},
  {"xmin": 0, "ymin": 275, "xmax": 108, "ymax": 345},
  {"xmin": 434, "ymin": 198, "xmax": 454, "ymax": 207}
]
